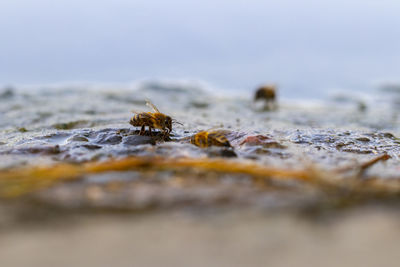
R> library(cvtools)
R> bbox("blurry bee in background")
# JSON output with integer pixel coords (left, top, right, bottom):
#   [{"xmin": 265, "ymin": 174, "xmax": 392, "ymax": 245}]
[
  {"xmin": 130, "ymin": 100, "xmax": 181, "ymax": 137},
  {"xmin": 190, "ymin": 130, "xmax": 232, "ymax": 148},
  {"xmin": 254, "ymin": 84, "xmax": 278, "ymax": 111}
]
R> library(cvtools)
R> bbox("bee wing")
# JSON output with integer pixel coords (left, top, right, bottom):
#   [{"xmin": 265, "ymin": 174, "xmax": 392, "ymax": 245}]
[
  {"xmin": 131, "ymin": 109, "xmax": 141, "ymax": 114},
  {"xmin": 130, "ymin": 111, "xmax": 153, "ymax": 119},
  {"xmin": 145, "ymin": 99, "xmax": 160, "ymax": 113}
]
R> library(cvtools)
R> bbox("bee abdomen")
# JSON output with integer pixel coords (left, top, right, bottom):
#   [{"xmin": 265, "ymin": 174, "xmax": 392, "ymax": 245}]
[
  {"xmin": 191, "ymin": 131, "xmax": 209, "ymax": 148},
  {"xmin": 130, "ymin": 114, "xmax": 148, "ymax": 126},
  {"xmin": 190, "ymin": 131, "xmax": 231, "ymax": 148},
  {"xmin": 208, "ymin": 132, "xmax": 231, "ymax": 147},
  {"xmin": 129, "ymin": 114, "xmax": 139, "ymax": 126}
]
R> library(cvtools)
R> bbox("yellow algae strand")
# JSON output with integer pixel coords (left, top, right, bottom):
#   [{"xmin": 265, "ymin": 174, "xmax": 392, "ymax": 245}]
[
  {"xmin": 0, "ymin": 155, "xmax": 397, "ymax": 198},
  {"xmin": 0, "ymin": 157, "xmax": 310, "ymax": 197}
]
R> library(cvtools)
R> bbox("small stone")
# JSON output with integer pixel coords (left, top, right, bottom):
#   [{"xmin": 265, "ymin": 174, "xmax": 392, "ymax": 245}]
[
  {"xmin": 240, "ymin": 135, "xmax": 286, "ymax": 149},
  {"xmin": 95, "ymin": 133, "xmax": 122, "ymax": 145},
  {"xmin": 15, "ymin": 145, "xmax": 61, "ymax": 155},
  {"xmin": 207, "ymin": 148, "xmax": 237, "ymax": 158},
  {"xmin": 52, "ymin": 120, "xmax": 89, "ymax": 130},
  {"xmin": 122, "ymin": 135, "xmax": 155, "ymax": 146},
  {"xmin": 82, "ymin": 144, "xmax": 102, "ymax": 150},
  {"xmin": 356, "ymin": 137, "xmax": 370, "ymax": 142},
  {"xmin": 68, "ymin": 135, "xmax": 89, "ymax": 142},
  {"xmin": 0, "ymin": 87, "xmax": 15, "ymax": 99},
  {"xmin": 382, "ymin": 132, "xmax": 395, "ymax": 139}
]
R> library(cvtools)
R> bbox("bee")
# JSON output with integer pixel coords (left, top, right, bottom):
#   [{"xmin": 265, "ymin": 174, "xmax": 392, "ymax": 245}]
[
  {"xmin": 190, "ymin": 130, "xmax": 232, "ymax": 148},
  {"xmin": 254, "ymin": 84, "xmax": 277, "ymax": 110},
  {"xmin": 130, "ymin": 100, "xmax": 179, "ymax": 137}
]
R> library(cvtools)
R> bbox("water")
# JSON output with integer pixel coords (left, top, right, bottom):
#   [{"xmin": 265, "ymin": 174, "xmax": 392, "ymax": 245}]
[{"xmin": 1, "ymin": 81, "xmax": 399, "ymax": 176}]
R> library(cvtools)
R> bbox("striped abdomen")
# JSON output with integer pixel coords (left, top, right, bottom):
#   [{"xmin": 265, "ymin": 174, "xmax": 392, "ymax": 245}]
[
  {"xmin": 190, "ymin": 131, "xmax": 231, "ymax": 148},
  {"xmin": 130, "ymin": 112, "xmax": 156, "ymax": 128}
]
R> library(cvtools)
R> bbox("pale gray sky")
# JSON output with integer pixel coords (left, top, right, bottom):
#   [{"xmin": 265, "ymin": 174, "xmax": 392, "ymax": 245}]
[{"xmin": 0, "ymin": 0, "xmax": 399, "ymax": 96}]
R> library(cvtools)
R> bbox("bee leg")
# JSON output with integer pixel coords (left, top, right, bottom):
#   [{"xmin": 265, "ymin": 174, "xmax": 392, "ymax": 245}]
[
  {"xmin": 149, "ymin": 127, "xmax": 153, "ymax": 137},
  {"xmin": 163, "ymin": 129, "xmax": 169, "ymax": 140},
  {"xmin": 140, "ymin": 125, "xmax": 145, "ymax": 135}
]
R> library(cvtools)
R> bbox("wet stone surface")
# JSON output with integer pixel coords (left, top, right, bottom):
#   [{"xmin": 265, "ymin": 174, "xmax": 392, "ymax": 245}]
[{"xmin": 0, "ymin": 83, "xmax": 400, "ymax": 213}]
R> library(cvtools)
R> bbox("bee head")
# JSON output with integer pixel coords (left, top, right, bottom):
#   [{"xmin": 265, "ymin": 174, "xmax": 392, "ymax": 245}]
[{"xmin": 165, "ymin": 116, "xmax": 172, "ymax": 132}]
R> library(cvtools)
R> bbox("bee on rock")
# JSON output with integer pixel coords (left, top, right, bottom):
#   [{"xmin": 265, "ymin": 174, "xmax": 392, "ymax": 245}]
[
  {"xmin": 254, "ymin": 84, "xmax": 277, "ymax": 110},
  {"xmin": 130, "ymin": 101, "xmax": 179, "ymax": 137},
  {"xmin": 190, "ymin": 130, "xmax": 232, "ymax": 148}
]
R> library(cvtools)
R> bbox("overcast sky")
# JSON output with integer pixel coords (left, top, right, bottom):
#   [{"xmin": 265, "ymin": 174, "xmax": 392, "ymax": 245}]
[{"xmin": 0, "ymin": 0, "xmax": 399, "ymax": 95}]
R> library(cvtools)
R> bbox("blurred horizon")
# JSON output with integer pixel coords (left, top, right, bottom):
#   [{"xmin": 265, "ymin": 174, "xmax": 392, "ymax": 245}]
[{"xmin": 1, "ymin": 0, "xmax": 400, "ymax": 98}]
